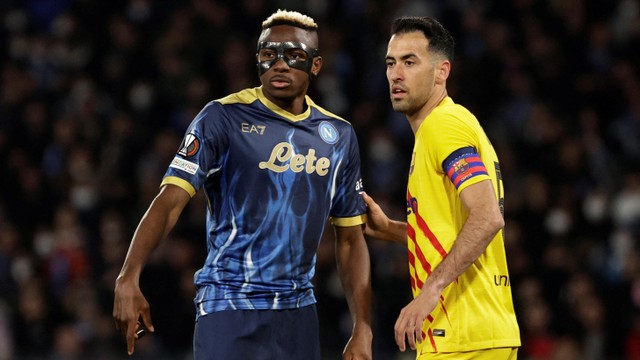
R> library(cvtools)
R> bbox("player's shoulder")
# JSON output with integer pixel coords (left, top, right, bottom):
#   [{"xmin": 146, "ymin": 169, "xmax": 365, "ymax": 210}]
[
  {"xmin": 429, "ymin": 97, "xmax": 479, "ymax": 129},
  {"xmin": 215, "ymin": 87, "xmax": 260, "ymax": 106},
  {"xmin": 307, "ymin": 96, "xmax": 351, "ymax": 125},
  {"xmin": 432, "ymin": 97, "xmax": 474, "ymax": 120},
  {"xmin": 198, "ymin": 87, "xmax": 260, "ymax": 123},
  {"xmin": 190, "ymin": 90, "xmax": 254, "ymax": 130}
]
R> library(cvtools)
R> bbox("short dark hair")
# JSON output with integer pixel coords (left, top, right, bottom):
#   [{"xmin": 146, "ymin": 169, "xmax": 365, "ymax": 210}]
[{"xmin": 391, "ymin": 16, "xmax": 454, "ymax": 61}]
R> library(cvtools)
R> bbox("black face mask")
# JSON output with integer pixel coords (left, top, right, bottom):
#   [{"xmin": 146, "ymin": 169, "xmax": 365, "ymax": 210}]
[{"xmin": 256, "ymin": 41, "xmax": 319, "ymax": 78}]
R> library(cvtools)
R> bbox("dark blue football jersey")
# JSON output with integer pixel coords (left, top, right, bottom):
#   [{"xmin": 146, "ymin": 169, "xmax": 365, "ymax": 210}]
[{"xmin": 162, "ymin": 87, "xmax": 366, "ymax": 317}]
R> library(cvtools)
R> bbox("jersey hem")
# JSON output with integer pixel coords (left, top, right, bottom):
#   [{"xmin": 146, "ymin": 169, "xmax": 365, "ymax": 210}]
[
  {"xmin": 420, "ymin": 339, "xmax": 521, "ymax": 354},
  {"xmin": 331, "ymin": 214, "xmax": 367, "ymax": 227},
  {"xmin": 455, "ymin": 175, "xmax": 490, "ymax": 195},
  {"xmin": 161, "ymin": 176, "xmax": 197, "ymax": 197},
  {"xmin": 194, "ymin": 297, "xmax": 317, "ymax": 320}
]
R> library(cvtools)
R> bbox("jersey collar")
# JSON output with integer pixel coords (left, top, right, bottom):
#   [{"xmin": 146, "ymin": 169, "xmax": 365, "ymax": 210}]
[{"xmin": 257, "ymin": 86, "xmax": 313, "ymax": 122}]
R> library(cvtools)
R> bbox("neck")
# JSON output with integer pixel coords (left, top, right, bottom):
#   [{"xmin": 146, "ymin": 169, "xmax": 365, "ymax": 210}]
[
  {"xmin": 407, "ymin": 89, "xmax": 447, "ymax": 134},
  {"xmin": 260, "ymin": 87, "xmax": 309, "ymax": 115},
  {"xmin": 275, "ymin": 98, "xmax": 306, "ymax": 115},
  {"xmin": 262, "ymin": 92, "xmax": 307, "ymax": 115}
]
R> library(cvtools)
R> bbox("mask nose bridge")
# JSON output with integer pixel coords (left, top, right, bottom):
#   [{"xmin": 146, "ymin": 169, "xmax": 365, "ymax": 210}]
[
  {"xmin": 261, "ymin": 46, "xmax": 290, "ymax": 70},
  {"xmin": 271, "ymin": 48, "xmax": 288, "ymax": 66},
  {"xmin": 266, "ymin": 48, "xmax": 290, "ymax": 71}
]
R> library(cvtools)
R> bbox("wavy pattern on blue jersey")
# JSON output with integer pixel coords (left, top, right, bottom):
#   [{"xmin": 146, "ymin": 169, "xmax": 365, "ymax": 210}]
[{"xmin": 163, "ymin": 89, "xmax": 365, "ymax": 318}]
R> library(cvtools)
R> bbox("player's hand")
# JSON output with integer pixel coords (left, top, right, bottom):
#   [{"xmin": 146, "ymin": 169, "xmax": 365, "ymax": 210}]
[
  {"xmin": 113, "ymin": 277, "xmax": 155, "ymax": 355},
  {"xmin": 361, "ymin": 192, "xmax": 391, "ymax": 239},
  {"xmin": 394, "ymin": 290, "xmax": 438, "ymax": 352},
  {"xmin": 342, "ymin": 326, "xmax": 372, "ymax": 360}
]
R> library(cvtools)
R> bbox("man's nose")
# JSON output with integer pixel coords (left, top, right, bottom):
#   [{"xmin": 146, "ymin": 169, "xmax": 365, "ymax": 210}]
[
  {"xmin": 389, "ymin": 66, "xmax": 403, "ymax": 82},
  {"xmin": 271, "ymin": 57, "xmax": 290, "ymax": 71}
]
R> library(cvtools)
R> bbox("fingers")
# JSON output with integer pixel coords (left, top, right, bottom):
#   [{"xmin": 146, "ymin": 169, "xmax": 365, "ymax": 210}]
[
  {"xmin": 112, "ymin": 305, "xmax": 134, "ymax": 354},
  {"xmin": 361, "ymin": 192, "xmax": 374, "ymax": 207},
  {"xmin": 112, "ymin": 302, "xmax": 128, "ymax": 338},
  {"xmin": 122, "ymin": 314, "xmax": 155, "ymax": 355},
  {"xmin": 140, "ymin": 310, "xmax": 155, "ymax": 333},
  {"xmin": 135, "ymin": 320, "xmax": 147, "ymax": 339},
  {"xmin": 414, "ymin": 322, "xmax": 424, "ymax": 346},
  {"xmin": 406, "ymin": 320, "xmax": 417, "ymax": 351},
  {"xmin": 113, "ymin": 306, "xmax": 152, "ymax": 355},
  {"xmin": 113, "ymin": 284, "xmax": 153, "ymax": 355},
  {"xmin": 113, "ymin": 314, "xmax": 135, "ymax": 353},
  {"xmin": 126, "ymin": 317, "xmax": 138, "ymax": 355},
  {"xmin": 394, "ymin": 317, "xmax": 407, "ymax": 351},
  {"xmin": 394, "ymin": 315, "xmax": 423, "ymax": 352}
]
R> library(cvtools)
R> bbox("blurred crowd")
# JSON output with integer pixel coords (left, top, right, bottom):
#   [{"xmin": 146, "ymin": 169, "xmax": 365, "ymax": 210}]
[{"xmin": 1, "ymin": 0, "xmax": 639, "ymax": 359}]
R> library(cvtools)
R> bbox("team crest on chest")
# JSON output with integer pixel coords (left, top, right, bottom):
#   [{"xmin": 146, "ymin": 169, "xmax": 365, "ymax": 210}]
[{"xmin": 318, "ymin": 122, "xmax": 338, "ymax": 144}]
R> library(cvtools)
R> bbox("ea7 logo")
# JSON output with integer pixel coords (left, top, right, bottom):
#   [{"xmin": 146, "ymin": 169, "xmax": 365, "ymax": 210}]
[{"xmin": 242, "ymin": 123, "xmax": 266, "ymax": 135}]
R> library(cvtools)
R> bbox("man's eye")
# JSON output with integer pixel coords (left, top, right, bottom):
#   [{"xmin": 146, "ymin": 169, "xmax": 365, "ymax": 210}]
[
  {"xmin": 259, "ymin": 50, "xmax": 276, "ymax": 60},
  {"xmin": 286, "ymin": 51, "xmax": 307, "ymax": 61}
]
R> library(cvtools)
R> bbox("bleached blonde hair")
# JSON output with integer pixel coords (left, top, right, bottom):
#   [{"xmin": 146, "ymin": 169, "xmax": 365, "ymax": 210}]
[{"xmin": 262, "ymin": 9, "xmax": 318, "ymax": 31}]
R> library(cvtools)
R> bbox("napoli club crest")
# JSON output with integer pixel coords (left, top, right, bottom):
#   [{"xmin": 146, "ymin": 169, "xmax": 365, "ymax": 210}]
[{"xmin": 318, "ymin": 122, "xmax": 339, "ymax": 144}]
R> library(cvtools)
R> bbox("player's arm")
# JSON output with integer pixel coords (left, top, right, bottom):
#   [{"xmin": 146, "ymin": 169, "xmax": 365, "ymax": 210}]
[
  {"xmin": 334, "ymin": 224, "xmax": 373, "ymax": 360},
  {"xmin": 394, "ymin": 179, "xmax": 504, "ymax": 351},
  {"xmin": 361, "ymin": 192, "xmax": 407, "ymax": 246},
  {"xmin": 113, "ymin": 184, "xmax": 191, "ymax": 355},
  {"xmin": 423, "ymin": 179, "xmax": 503, "ymax": 294}
]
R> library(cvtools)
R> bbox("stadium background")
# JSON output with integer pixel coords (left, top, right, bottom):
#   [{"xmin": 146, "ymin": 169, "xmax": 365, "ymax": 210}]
[{"xmin": 1, "ymin": 0, "xmax": 639, "ymax": 359}]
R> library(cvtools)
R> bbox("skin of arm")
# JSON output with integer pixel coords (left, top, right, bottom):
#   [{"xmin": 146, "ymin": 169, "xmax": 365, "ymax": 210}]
[
  {"xmin": 393, "ymin": 179, "xmax": 505, "ymax": 351},
  {"xmin": 113, "ymin": 184, "xmax": 191, "ymax": 355},
  {"xmin": 360, "ymin": 192, "xmax": 407, "ymax": 246},
  {"xmin": 334, "ymin": 224, "xmax": 373, "ymax": 360}
]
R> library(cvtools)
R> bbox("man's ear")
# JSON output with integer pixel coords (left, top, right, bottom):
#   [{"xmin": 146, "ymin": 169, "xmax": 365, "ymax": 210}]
[
  {"xmin": 311, "ymin": 56, "xmax": 323, "ymax": 77},
  {"xmin": 436, "ymin": 60, "xmax": 451, "ymax": 84}
]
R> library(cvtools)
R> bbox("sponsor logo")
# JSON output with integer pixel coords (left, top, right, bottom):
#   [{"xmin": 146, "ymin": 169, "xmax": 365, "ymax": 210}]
[
  {"xmin": 493, "ymin": 275, "xmax": 511, "ymax": 286},
  {"xmin": 241, "ymin": 123, "xmax": 266, "ymax": 135},
  {"xmin": 178, "ymin": 133, "xmax": 200, "ymax": 157},
  {"xmin": 170, "ymin": 157, "xmax": 199, "ymax": 175},
  {"xmin": 318, "ymin": 122, "xmax": 338, "ymax": 144},
  {"xmin": 406, "ymin": 196, "xmax": 417, "ymax": 215},
  {"xmin": 433, "ymin": 329, "xmax": 445, "ymax": 337},
  {"xmin": 259, "ymin": 142, "xmax": 330, "ymax": 176}
]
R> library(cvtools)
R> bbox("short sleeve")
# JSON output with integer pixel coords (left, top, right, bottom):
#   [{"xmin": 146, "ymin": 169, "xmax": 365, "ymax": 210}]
[
  {"xmin": 329, "ymin": 126, "xmax": 367, "ymax": 226},
  {"xmin": 161, "ymin": 101, "xmax": 228, "ymax": 196},
  {"xmin": 423, "ymin": 110, "xmax": 490, "ymax": 193}
]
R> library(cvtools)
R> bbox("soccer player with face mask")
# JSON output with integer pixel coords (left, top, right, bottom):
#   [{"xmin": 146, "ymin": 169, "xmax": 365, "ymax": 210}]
[{"xmin": 113, "ymin": 10, "xmax": 372, "ymax": 360}]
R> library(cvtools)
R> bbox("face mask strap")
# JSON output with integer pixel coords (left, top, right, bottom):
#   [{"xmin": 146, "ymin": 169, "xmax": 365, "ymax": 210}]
[{"xmin": 256, "ymin": 41, "xmax": 319, "ymax": 78}]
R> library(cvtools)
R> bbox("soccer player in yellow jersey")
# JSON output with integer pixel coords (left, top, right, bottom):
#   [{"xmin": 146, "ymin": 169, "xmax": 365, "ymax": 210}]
[{"xmin": 362, "ymin": 16, "xmax": 520, "ymax": 359}]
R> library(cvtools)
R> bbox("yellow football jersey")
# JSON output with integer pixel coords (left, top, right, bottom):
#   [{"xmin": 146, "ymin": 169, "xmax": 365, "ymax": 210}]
[{"xmin": 406, "ymin": 97, "xmax": 520, "ymax": 355}]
